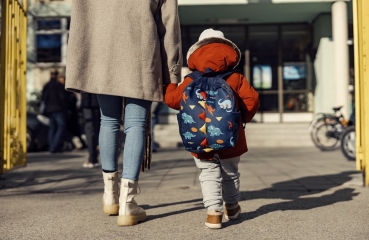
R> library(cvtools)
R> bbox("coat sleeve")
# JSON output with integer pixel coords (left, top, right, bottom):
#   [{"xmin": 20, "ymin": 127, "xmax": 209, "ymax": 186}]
[
  {"xmin": 237, "ymin": 75, "xmax": 260, "ymax": 123},
  {"xmin": 164, "ymin": 77, "xmax": 193, "ymax": 110},
  {"xmin": 156, "ymin": 0, "xmax": 183, "ymax": 85}
]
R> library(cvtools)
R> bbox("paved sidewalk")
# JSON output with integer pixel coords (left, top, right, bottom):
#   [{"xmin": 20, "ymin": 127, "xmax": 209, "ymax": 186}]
[{"xmin": 1, "ymin": 147, "xmax": 368, "ymax": 239}]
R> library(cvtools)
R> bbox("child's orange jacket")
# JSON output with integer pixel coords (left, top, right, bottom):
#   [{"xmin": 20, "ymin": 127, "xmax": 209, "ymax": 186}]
[{"xmin": 164, "ymin": 43, "xmax": 260, "ymax": 159}]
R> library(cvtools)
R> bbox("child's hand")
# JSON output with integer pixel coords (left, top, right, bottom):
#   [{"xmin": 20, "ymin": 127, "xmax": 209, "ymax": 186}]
[{"xmin": 164, "ymin": 77, "xmax": 193, "ymax": 110}]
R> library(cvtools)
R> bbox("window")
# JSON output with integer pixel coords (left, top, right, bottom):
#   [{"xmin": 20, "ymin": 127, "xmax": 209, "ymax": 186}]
[
  {"xmin": 36, "ymin": 34, "xmax": 61, "ymax": 62},
  {"xmin": 284, "ymin": 93, "xmax": 311, "ymax": 112},
  {"xmin": 35, "ymin": 18, "xmax": 69, "ymax": 63},
  {"xmin": 249, "ymin": 25, "xmax": 278, "ymax": 53},
  {"xmin": 283, "ymin": 62, "xmax": 307, "ymax": 90},
  {"xmin": 259, "ymin": 94, "xmax": 279, "ymax": 112},
  {"xmin": 282, "ymin": 25, "xmax": 311, "ymax": 91},
  {"xmin": 252, "ymin": 65, "xmax": 272, "ymax": 90},
  {"xmin": 37, "ymin": 19, "xmax": 61, "ymax": 30},
  {"xmin": 250, "ymin": 53, "xmax": 278, "ymax": 91}
]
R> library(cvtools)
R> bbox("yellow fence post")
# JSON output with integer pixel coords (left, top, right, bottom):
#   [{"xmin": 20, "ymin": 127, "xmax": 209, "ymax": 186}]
[
  {"xmin": 0, "ymin": 0, "xmax": 28, "ymax": 174},
  {"xmin": 353, "ymin": 0, "xmax": 369, "ymax": 186}
]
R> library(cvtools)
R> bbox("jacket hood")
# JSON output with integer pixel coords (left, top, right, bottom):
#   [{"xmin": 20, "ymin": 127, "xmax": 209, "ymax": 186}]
[{"xmin": 187, "ymin": 42, "xmax": 240, "ymax": 73}]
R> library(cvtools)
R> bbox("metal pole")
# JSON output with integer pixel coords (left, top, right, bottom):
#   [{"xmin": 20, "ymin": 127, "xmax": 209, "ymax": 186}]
[
  {"xmin": 353, "ymin": 0, "xmax": 369, "ymax": 186},
  {"xmin": 0, "ymin": 0, "xmax": 27, "ymax": 174},
  {"xmin": 278, "ymin": 25, "xmax": 283, "ymax": 123}
]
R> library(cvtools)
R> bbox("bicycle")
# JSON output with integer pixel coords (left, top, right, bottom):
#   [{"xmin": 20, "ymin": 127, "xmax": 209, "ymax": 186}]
[
  {"xmin": 309, "ymin": 106, "xmax": 351, "ymax": 150},
  {"xmin": 340, "ymin": 125, "xmax": 356, "ymax": 160},
  {"xmin": 340, "ymin": 107, "xmax": 356, "ymax": 160}
]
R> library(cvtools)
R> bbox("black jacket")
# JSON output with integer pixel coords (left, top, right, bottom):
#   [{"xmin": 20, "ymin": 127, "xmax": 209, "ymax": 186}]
[
  {"xmin": 42, "ymin": 79, "xmax": 72, "ymax": 114},
  {"xmin": 80, "ymin": 93, "xmax": 99, "ymax": 109}
]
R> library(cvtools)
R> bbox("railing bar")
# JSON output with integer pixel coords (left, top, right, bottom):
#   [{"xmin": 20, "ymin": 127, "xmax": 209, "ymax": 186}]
[{"xmin": 1, "ymin": 0, "xmax": 27, "ymax": 172}]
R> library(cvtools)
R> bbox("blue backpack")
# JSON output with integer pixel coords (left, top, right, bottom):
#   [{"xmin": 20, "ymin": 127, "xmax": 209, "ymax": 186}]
[{"xmin": 177, "ymin": 68, "xmax": 241, "ymax": 154}]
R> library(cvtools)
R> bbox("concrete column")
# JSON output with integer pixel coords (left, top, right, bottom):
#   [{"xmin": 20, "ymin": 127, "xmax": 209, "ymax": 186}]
[{"xmin": 332, "ymin": 1, "xmax": 350, "ymax": 118}]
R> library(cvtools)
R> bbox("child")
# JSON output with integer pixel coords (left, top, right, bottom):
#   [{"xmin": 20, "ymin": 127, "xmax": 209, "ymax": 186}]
[{"xmin": 164, "ymin": 29, "xmax": 260, "ymax": 229}]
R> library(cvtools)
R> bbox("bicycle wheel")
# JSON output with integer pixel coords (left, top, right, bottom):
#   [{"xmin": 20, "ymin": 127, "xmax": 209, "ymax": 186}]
[
  {"xmin": 311, "ymin": 119, "xmax": 340, "ymax": 150},
  {"xmin": 310, "ymin": 118, "xmax": 325, "ymax": 148},
  {"xmin": 340, "ymin": 126, "xmax": 356, "ymax": 161}
]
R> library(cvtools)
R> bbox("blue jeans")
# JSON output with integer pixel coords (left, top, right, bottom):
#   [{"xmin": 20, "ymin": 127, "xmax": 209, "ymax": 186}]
[
  {"xmin": 193, "ymin": 154, "xmax": 241, "ymax": 211},
  {"xmin": 97, "ymin": 95, "xmax": 151, "ymax": 181},
  {"xmin": 48, "ymin": 111, "xmax": 67, "ymax": 152}
]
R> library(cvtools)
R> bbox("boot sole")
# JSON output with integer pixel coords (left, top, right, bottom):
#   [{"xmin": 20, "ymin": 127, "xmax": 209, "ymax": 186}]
[
  {"xmin": 117, "ymin": 212, "xmax": 147, "ymax": 226},
  {"xmin": 102, "ymin": 197, "xmax": 119, "ymax": 215},
  {"xmin": 224, "ymin": 208, "xmax": 241, "ymax": 220},
  {"xmin": 103, "ymin": 204, "xmax": 119, "ymax": 215},
  {"xmin": 205, "ymin": 222, "xmax": 222, "ymax": 229}
]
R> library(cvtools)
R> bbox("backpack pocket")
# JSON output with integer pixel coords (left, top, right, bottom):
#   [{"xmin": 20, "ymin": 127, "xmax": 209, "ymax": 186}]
[
  {"xmin": 177, "ymin": 110, "xmax": 241, "ymax": 153},
  {"xmin": 177, "ymin": 112, "xmax": 201, "ymax": 152},
  {"xmin": 206, "ymin": 111, "xmax": 241, "ymax": 150}
]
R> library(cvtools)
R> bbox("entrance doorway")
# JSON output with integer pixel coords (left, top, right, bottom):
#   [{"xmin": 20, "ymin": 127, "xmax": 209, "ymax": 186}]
[{"xmin": 181, "ymin": 23, "xmax": 314, "ymax": 123}]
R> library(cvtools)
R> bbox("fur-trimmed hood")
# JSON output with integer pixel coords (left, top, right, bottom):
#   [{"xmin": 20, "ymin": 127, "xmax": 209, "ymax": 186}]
[
  {"xmin": 187, "ymin": 42, "xmax": 240, "ymax": 73},
  {"xmin": 186, "ymin": 29, "xmax": 241, "ymax": 69}
]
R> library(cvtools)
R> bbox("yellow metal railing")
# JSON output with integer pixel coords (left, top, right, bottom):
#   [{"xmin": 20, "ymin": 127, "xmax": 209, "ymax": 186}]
[
  {"xmin": 353, "ymin": 0, "xmax": 369, "ymax": 186},
  {"xmin": 0, "ymin": 0, "xmax": 28, "ymax": 174}
]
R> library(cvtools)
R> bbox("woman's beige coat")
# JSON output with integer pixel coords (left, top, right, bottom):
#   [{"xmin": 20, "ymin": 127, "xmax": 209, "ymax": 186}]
[{"xmin": 65, "ymin": 0, "xmax": 182, "ymax": 101}]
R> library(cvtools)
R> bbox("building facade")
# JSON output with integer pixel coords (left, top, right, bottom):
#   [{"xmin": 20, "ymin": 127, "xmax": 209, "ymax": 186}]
[{"xmin": 26, "ymin": 0, "xmax": 354, "ymax": 123}]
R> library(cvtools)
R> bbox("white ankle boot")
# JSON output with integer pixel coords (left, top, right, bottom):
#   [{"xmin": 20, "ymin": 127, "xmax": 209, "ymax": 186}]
[
  {"xmin": 102, "ymin": 172, "xmax": 119, "ymax": 215},
  {"xmin": 117, "ymin": 178, "xmax": 147, "ymax": 226}
]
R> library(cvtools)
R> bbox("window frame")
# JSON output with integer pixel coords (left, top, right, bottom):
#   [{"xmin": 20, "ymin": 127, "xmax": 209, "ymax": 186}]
[{"xmin": 35, "ymin": 17, "xmax": 69, "ymax": 65}]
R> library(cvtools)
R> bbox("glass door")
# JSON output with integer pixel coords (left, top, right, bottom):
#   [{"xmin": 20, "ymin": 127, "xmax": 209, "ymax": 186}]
[
  {"xmin": 281, "ymin": 24, "xmax": 313, "ymax": 113},
  {"xmin": 248, "ymin": 25, "xmax": 280, "ymax": 122},
  {"xmin": 181, "ymin": 23, "xmax": 314, "ymax": 123}
]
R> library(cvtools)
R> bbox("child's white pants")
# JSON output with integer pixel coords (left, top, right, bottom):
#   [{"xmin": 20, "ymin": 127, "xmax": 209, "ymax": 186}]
[{"xmin": 193, "ymin": 154, "xmax": 241, "ymax": 211}]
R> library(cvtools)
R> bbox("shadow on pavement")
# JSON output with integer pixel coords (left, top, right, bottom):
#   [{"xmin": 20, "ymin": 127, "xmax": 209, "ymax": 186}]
[
  {"xmin": 223, "ymin": 188, "xmax": 358, "ymax": 228},
  {"xmin": 147, "ymin": 171, "xmax": 360, "ymax": 224},
  {"xmin": 0, "ymin": 151, "xmax": 195, "ymax": 195},
  {"xmin": 0, "ymin": 168, "xmax": 103, "ymax": 195},
  {"xmin": 0, "ymin": 150, "xmax": 102, "ymax": 195},
  {"xmin": 242, "ymin": 171, "xmax": 359, "ymax": 200},
  {"xmin": 26, "ymin": 152, "xmax": 85, "ymax": 163},
  {"xmin": 0, "ymin": 148, "xmax": 361, "ymax": 225},
  {"xmin": 142, "ymin": 198, "xmax": 203, "ymax": 210}
]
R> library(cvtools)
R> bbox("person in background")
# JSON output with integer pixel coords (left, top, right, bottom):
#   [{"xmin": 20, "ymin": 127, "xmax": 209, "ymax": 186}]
[
  {"xmin": 58, "ymin": 75, "xmax": 85, "ymax": 150},
  {"xmin": 81, "ymin": 93, "xmax": 101, "ymax": 168},
  {"xmin": 151, "ymin": 102, "xmax": 165, "ymax": 152},
  {"xmin": 42, "ymin": 70, "xmax": 69, "ymax": 153}
]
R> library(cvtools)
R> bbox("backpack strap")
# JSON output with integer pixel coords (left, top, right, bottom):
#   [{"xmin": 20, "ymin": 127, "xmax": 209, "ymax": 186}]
[
  {"xmin": 187, "ymin": 68, "xmax": 240, "ymax": 80},
  {"xmin": 186, "ymin": 71, "xmax": 203, "ymax": 80},
  {"xmin": 216, "ymin": 70, "xmax": 235, "ymax": 80},
  {"xmin": 205, "ymin": 68, "xmax": 239, "ymax": 80}
]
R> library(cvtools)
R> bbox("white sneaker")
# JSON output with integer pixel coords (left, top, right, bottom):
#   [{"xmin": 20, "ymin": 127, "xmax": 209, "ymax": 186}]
[
  {"xmin": 72, "ymin": 136, "xmax": 83, "ymax": 149},
  {"xmin": 82, "ymin": 162, "xmax": 94, "ymax": 168},
  {"xmin": 83, "ymin": 162, "xmax": 100, "ymax": 168}
]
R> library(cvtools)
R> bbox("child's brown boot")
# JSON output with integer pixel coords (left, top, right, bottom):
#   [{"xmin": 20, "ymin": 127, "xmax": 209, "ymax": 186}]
[
  {"xmin": 205, "ymin": 209, "xmax": 223, "ymax": 229},
  {"xmin": 224, "ymin": 203, "xmax": 241, "ymax": 220}
]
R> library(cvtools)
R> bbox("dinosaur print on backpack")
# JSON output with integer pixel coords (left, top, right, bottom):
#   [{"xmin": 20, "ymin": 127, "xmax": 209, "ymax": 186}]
[{"xmin": 177, "ymin": 68, "xmax": 241, "ymax": 154}]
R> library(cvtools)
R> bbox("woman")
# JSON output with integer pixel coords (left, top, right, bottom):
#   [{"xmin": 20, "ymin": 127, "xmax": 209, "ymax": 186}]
[{"xmin": 65, "ymin": 0, "xmax": 182, "ymax": 226}]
